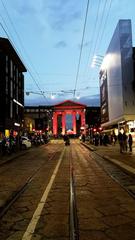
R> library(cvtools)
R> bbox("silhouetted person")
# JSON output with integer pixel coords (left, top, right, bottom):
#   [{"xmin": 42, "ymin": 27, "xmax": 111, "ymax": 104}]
[
  {"xmin": 99, "ymin": 134, "xmax": 103, "ymax": 145},
  {"xmin": 118, "ymin": 132, "xmax": 124, "ymax": 153},
  {"xmin": 123, "ymin": 132, "xmax": 128, "ymax": 152},
  {"xmin": 82, "ymin": 134, "xmax": 85, "ymax": 142},
  {"xmin": 128, "ymin": 134, "xmax": 133, "ymax": 152},
  {"xmin": 95, "ymin": 134, "xmax": 99, "ymax": 146},
  {"xmin": 63, "ymin": 134, "xmax": 70, "ymax": 145}
]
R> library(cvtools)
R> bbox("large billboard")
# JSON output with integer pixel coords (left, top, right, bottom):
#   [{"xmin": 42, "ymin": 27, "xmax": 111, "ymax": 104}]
[
  {"xmin": 100, "ymin": 69, "xmax": 109, "ymax": 123},
  {"xmin": 100, "ymin": 20, "xmax": 135, "ymax": 127}
]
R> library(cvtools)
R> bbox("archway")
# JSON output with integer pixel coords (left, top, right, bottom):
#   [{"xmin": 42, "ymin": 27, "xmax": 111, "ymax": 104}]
[{"xmin": 52, "ymin": 100, "xmax": 86, "ymax": 136}]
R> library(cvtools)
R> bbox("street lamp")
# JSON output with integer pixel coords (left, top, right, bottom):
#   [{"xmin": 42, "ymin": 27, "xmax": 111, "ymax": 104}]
[{"xmin": 91, "ymin": 55, "xmax": 104, "ymax": 68}]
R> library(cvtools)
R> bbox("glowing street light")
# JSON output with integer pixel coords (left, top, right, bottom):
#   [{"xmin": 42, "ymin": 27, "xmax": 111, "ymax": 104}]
[
  {"xmin": 50, "ymin": 93, "xmax": 55, "ymax": 99},
  {"xmin": 91, "ymin": 55, "xmax": 104, "ymax": 68}
]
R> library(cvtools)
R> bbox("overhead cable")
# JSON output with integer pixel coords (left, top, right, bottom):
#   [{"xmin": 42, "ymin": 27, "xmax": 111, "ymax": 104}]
[
  {"xmin": 0, "ymin": 0, "xmax": 49, "ymax": 103},
  {"xmin": 83, "ymin": 0, "xmax": 102, "ymax": 77},
  {"xmin": 96, "ymin": 0, "xmax": 113, "ymax": 53},
  {"xmin": 73, "ymin": 0, "xmax": 90, "ymax": 98},
  {"xmin": 91, "ymin": 0, "xmax": 108, "ymax": 58}
]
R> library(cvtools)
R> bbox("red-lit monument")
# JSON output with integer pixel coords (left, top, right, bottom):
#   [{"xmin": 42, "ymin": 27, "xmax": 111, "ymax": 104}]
[{"xmin": 52, "ymin": 100, "xmax": 86, "ymax": 136}]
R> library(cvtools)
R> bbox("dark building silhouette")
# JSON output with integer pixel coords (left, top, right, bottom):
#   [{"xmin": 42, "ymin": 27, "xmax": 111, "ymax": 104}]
[
  {"xmin": 85, "ymin": 106, "xmax": 101, "ymax": 129},
  {"xmin": 0, "ymin": 37, "xmax": 27, "ymax": 137},
  {"xmin": 24, "ymin": 106, "xmax": 53, "ymax": 134},
  {"xmin": 24, "ymin": 105, "xmax": 100, "ymax": 136}
]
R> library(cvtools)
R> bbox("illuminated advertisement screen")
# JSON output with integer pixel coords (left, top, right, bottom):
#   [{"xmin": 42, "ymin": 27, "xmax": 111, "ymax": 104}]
[{"xmin": 100, "ymin": 69, "xmax": 109, "ymax": 123}]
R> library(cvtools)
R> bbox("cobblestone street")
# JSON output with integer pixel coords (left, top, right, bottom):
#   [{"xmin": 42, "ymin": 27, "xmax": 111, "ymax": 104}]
[{"xmin": 0, "ymin": 140, "xmax": 135, "ymax": 239}]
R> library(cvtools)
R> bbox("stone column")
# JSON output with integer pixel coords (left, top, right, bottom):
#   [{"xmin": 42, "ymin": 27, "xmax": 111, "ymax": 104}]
[
  {"xmin": 62, "ymin": 112, "xmax": 66, "ymax": 135},
  {"xmin": 72, "ymin": 111, "xmax": 76, "ymax": 135},
  {"xmin": 80, "ymin": 110, "xmax": 86, "ymax": 134},
  {"xmin": 81, "ymin": 110, "xmax": 85, "ymax": 127},
  {"xmin": 53, "ymin": 112, "xmax": 58, "ymax": 136}
]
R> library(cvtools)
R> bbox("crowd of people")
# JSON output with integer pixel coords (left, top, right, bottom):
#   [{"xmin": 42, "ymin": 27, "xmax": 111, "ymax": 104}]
[
  {"xmin": 118, "ymin": 132, "xmax": 133, "ymax": 153},
  {"xmin": 91, "ymin": 133, "xmax": 117, "ymax": 146},
  {"xmin": 82, "ymin": 131, "xmax": 133, "ymax": 153}
]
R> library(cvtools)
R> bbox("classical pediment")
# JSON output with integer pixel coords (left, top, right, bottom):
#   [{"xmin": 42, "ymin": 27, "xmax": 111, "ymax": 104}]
[{"xmin": 53, "ymin": 100, "xmax": 86, "ymax": 109}]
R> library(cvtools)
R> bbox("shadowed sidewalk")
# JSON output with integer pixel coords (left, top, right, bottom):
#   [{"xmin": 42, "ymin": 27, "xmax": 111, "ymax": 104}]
[{"xmin": 82, "ymin": 141, "xmax": 135, "ymax": 176}]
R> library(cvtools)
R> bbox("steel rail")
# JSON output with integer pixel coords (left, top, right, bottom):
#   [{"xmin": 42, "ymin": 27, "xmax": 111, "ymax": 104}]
[
  {"xmin": 80, "ymin": 143, "xmax": 135, "ymax": 200},
  {"xmin": 0, "ymin": 150, "xmax": 60, "ymax": 219},
  {"xmin": 70, "ymin": 160, "xmax": 79, "ymax": 240}
]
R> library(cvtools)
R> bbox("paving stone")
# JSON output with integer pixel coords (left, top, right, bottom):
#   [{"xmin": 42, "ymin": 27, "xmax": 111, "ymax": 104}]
[
  {"xmin": 102, "ymin": 214, "xmax": 133, "ymax": 226},
  {"xmin": 105, "ymin": 223, "xmax": 135, "ymax": 240},
  {"xmin": 79, "ymin": 217, "xmax": 108, "ymax": 231},
  {"xmin": 79, "ymin": 230, "xmax": 111, "ymax": 240},
  {"xmin": 6, "ymin": 231, "xmax": 24, "ymax": 240}
]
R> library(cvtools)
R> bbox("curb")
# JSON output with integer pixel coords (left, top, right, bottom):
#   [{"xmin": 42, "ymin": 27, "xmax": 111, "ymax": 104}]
[
  {"xmin": 103, "ymin": 155, "xmax": 135, "ymax": 177},
  {"xmin": 81, "ymin": 142, "xmax": 135, "ymax": 177},
  {"xmin": 81, "ymin": 142, "xmax": 95, "ymax": 151}
]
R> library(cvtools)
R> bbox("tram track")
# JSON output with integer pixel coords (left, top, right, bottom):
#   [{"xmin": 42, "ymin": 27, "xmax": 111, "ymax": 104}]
[
  {"xmin": 0, "ymin": 141, "xmax": 80, "ymax": 240},
  {"xmin": 67, "ymin": 141, "xmax": 135, "ymax": 240},
  {"xmin": 80, "ymin": 143, "xmax": 135, "ymax": 200},
  {"xmin": 0, "ymin": 149, "xmax": 62, "ymax": 220},
  {"xmin": 70, "ymin": 147, "xmax": 79, "ymax": 240},
  {"xmin": 1, "ymin": 140, "xmax": 135, "ymax": 239},
  {"xmin": 91, "ymin": 152, "xmax": 135, "ymax": 199}
]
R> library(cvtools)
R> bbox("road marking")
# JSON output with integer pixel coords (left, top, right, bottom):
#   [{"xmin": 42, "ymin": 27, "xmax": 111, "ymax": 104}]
[{"xmin": 22, "ymin": 148, "xmax": 65, "ymax": 240}]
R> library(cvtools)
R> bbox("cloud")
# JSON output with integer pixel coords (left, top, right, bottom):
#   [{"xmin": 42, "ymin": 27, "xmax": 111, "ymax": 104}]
[
  {"xmin": 25, "ymin": 94, "xmax": 100, "ymax": 107},
  {"xmin": 76, "ymin": 94, "xmax": 100, "ymax": 106},
  {"xmin": 9, "ymin": 0, "xmax": 82, "ymax": 35},
  {"xmin": 49, "ymin": 11, "xmax": 81, "ymax": 31},
  {"xmin": 45, "ymin": 0, "xmax": 82, "ymax": 31},
  {"xmin": 54, "ymin": 41, "xmax": 67, "ymax": 48},
  {"xmin": 11, "ymin": 1, "xmax": 37, "ymax": 15}
]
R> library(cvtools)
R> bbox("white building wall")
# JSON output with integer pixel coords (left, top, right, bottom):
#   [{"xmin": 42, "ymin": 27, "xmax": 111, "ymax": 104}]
[{"xmin": 100, "ymin": 20, "xmax": 135, "ymax": 127}]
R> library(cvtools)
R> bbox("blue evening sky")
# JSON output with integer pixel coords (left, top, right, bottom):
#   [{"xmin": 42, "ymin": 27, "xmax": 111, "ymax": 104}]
[{"xmin": 0, "ymin": 0, "xmax": 135, "ymax": 106}]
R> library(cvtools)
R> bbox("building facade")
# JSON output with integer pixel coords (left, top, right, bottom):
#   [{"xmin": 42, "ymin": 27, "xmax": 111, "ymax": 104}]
[
  {"xmin": 24, "ymin": 102, "xmax": 100, "ymax": 137},
  {"xmin": 52, "ymin": 100, "xmax": 86, "ymax": 136},
  {"xmin": 24, "ymin": 106, "xmax": 53, "ymax": 135},
  {"xmin": 0, "ymin": 37, "xmax": 27, "ymax": 137},
  {"xmin": 100, "ymin": 19, "xmax": 135, "ymax": 136}
]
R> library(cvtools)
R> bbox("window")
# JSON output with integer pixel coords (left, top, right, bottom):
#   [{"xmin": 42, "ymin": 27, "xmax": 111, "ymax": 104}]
[
  {"xmin": 10, "ymin": 80, "xmax": 13, "ymax": 98},
  {"xmin": 10, "ymin": 100, "xmax": 13, "ymax": 118},
  {"xmin": 6, "ymin": 55, "xmax": 8, "ymax": 73},
  {"xmin": 5, "ymin": 76, "xmax": 8, "ymax": 94},
  {"xmin": 16, "ymin": 105, "xmax": 18, "ymax": 115},
  {"xmin": 10, "ymin": 60, "xmax": 13, "ymax": 78}
]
